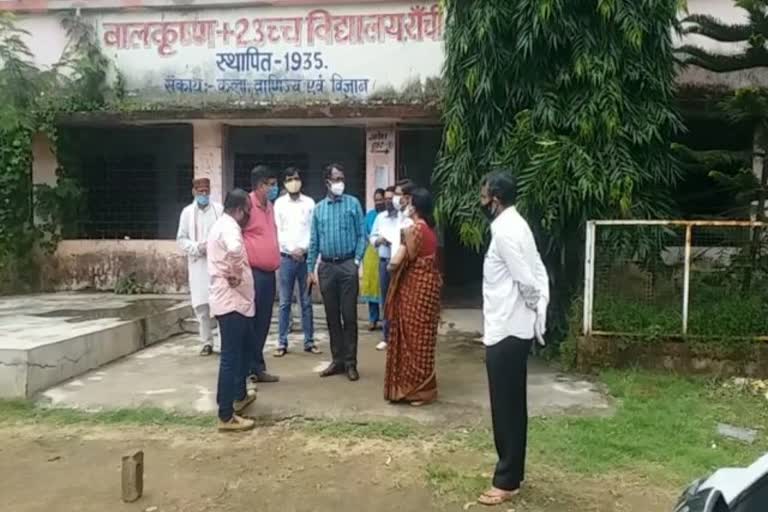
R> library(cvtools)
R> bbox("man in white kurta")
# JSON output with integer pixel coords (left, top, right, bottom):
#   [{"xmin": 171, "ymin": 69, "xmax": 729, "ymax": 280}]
[{"xmin": 177, "ymin": 178, "xmax": 223, "ymax": 356}]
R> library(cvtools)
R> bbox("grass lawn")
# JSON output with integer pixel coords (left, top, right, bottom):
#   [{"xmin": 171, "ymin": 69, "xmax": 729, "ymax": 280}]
[{"xmin": 1, "ymin": 369, "xmax": 766, "ymax": 508}]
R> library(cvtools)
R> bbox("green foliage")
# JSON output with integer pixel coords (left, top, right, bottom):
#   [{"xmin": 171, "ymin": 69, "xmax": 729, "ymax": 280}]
[
  {"xmin": 0, "ymin": 12, "xmax": 114, "ymax": 292},
  {"xmin": 114, "ymin": 273, "xmax": 145, "ymax": 295},
  {"xmin": 434, "ymin": 0, "xmax": 683, "ymax": 342}
]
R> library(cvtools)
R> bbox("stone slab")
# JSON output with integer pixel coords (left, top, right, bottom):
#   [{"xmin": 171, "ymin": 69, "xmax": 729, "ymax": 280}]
[{"xmin": 0, "ymin": 293, "xmax": 192, "ymax": 398}]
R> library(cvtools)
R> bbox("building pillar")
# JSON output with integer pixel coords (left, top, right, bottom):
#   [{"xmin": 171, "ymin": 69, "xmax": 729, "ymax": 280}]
[
  {"xmin": 365, "ymin": 126, "xmax": 396, "ymax": 211},
  {"xmin": 193, "ymin": 121, "xmax": 225, "ymax": 204},
  {"xmin": 32, "ymin": 132, "xmax": 58, "ymax": 187}
]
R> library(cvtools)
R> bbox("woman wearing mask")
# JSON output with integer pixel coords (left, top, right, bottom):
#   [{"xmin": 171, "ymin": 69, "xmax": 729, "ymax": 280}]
[
  {"xmin": 361, "ymin": 189, "xmax": 386, "ymax": 331},
  {"xmin": 383, "ymin": 187, "xmax": 443, "ymax": 406}
]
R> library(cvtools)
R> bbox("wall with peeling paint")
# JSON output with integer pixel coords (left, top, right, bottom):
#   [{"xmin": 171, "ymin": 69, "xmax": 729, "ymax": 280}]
[{"xmin": 41, "ymin": 240, "xmax": 188, "ymax": 293}]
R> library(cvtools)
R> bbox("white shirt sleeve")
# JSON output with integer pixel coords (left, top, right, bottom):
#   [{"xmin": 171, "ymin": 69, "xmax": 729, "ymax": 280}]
[
  {"xmin": 274, "ymin": 198, "xmax": 286, "ymax": 253},
  {"xmin": 369, "ymin": 213, "xmax": 381, "ymax": 246},
  {"xmin": 494, "ymin": 228, "xmax": 549, "ymax": 308},
  {"xmin": 300, "ymin": 198, "xmax": 315, "ymax": 251},
  {"xmin": 176, "ymin": 207, "xmax": 200, "ymax": 258}
]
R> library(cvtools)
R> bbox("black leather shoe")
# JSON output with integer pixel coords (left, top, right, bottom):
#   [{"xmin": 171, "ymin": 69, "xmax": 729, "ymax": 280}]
[
  {"xmin": 249, "ymin": 372, "xmax": 280, "ymax": 383},
  {"xmin": 320, "ymin": 363, "xmax": 344, "ymax": 377},
  {"xmin": 347, "ymin": 367, "xmax": 360, "ymax": 382}
]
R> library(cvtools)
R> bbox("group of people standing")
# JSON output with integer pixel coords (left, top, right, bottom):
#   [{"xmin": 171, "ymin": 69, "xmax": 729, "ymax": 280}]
[
  {"xmin": 176, "ymin": 164, "xmax": 445, "ymax": 430},
  {"xmin": 177, "ymin": 165, "xmax": 550, "ymax": 508}
]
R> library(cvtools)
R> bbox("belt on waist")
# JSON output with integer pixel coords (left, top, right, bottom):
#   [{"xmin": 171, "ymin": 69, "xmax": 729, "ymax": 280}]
[{"xmin": 322, "ymin": 254, "xmax": 354, "ymax": 264}]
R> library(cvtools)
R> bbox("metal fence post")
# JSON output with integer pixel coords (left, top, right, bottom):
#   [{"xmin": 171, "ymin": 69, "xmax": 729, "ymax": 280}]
[
  {"xmin": 682, "ymin": 224, "xmax": 692, "ymax": 336},
  {"xmin": 583, "ymin": 221, "xmax": 596, "ymax": 336}
]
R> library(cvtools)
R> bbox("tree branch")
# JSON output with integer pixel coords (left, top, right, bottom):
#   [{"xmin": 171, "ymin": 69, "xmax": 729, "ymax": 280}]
[
  {"xmin": 682, "ymin": 14, "xmax": 753, "ymax": 42},
  {"xmin": 677, "ymin": 44, "xmax": 768, "ymax": 72}
]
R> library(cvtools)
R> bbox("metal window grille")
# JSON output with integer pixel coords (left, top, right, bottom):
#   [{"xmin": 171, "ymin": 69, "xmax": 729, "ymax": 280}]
[{"xmin": 583, "ymin": 220, "xmax": 768, "ymax": 341}]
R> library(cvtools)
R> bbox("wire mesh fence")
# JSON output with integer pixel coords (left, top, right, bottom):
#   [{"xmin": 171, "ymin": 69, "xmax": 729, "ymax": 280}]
[{"xmin": 583, "ymin": 220, "xmax": 768, "ymax": 340}]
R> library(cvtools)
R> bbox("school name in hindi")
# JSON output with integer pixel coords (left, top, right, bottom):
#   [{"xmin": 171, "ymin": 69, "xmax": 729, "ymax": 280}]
[{"xmin": 102, "ymin": 4, "xmax": 443, "ymax": 56}]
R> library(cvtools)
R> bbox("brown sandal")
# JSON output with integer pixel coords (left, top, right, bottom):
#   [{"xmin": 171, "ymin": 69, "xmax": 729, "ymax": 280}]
[
  {"xmin": 477, "ymin": 488, "xmax": 519, "ymax": 506},
  {"xmin": 273, "ymin": 348, "xmax": 287, "ymax": 358}
]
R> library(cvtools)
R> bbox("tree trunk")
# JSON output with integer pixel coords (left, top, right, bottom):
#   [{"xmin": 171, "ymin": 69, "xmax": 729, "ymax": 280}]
[{"xmin": 742, "ymin": 124, "xmax": 766, "ymax": 294}]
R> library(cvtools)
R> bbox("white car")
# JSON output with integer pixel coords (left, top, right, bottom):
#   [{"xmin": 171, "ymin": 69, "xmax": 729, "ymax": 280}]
[{"xmin": 674, "ymin": 453, "xmax": 768, "ymax": 512}]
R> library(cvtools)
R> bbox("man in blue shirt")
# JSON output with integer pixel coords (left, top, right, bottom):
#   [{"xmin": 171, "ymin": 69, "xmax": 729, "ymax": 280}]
[{"xmin": 307, "ymin": 163, "xmax": 366, "ymax": 381}]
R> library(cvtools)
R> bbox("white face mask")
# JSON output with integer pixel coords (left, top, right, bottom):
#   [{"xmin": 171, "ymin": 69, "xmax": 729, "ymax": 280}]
[
  {"xmin": 330, "ymin": 182, "xmax": 345, "ymax": 196},
  {"xmin": 392, "ymin": 195, "xmax": 403, "ymax": 210},
  {"xmin": 285, "ymin": 180, "xmax": 301, "ymax": 195}
]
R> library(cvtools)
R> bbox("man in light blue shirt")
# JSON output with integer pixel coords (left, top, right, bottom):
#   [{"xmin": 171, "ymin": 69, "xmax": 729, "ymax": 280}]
[
  {"xmin": 307, "ymin": 163, "xmax": 366, "ymax": 381},
  {"xmin": 369, "ymin": 186, "xmax": 401, "ymax": 351}
]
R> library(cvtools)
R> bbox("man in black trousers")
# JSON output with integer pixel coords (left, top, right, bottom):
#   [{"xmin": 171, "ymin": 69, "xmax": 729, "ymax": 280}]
[
  {"xmin": 306, "ymin": 163, "xmax": 367, "ymax": 381},
  {"xmin": 477, "ymin": 171, "xmax": 549, "ymax": 506}
]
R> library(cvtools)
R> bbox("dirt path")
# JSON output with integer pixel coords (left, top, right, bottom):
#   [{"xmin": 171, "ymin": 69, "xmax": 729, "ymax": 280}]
[{"xmin": 0, "ymin": 423, "xmax": 677, "ymax": 512}]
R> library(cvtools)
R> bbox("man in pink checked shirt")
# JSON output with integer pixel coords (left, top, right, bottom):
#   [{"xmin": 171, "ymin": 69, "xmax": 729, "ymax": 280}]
[{"xmin": 207, "ymin": 188, "xmax": 257, "ymax": 432}]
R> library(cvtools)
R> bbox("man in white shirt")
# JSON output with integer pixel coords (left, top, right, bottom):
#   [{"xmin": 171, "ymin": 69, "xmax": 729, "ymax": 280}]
[
  {"xmin": 273, "ymin": 167, "xmax": 319, "ymax": 356},
  {"xmin": 176, "ymin": 177, "xmax": 223, "ymax": 356},
  {"xmin": 394, "ymin": 178, "xmax": 415, "ymax": 230},
  {"xmin": 369, "ymin": 186, "xmax": 401, "ymax": 351},
  {"xmin": 478, "ymin": 171, "xmax": 549, "ymax": 506}
]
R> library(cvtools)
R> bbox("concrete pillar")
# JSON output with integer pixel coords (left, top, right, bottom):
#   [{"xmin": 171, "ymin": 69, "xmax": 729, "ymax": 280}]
[
  {"xmin": 193, "ymin": 121, "xmax": 224, "ymax": 204},
  {"xmin": 32, "ymin": 132, "xmax": 58, "ymax": 187},
  {"xmin": 365, "ymin": 126, "xmax": 396, "ymax": 211}
]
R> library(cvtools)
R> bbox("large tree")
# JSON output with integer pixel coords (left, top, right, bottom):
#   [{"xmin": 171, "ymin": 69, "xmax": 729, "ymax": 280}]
[
  {"xmin": 433, "ymin": 0, "xmax": 683, "ymax": 341},
  {"xmin": 678, "ymin": 0, "xmax": 768, "ymax": 218},
  {"xmin": 677, "ymin": 0, "xmax": 768, "ymax": 292}
]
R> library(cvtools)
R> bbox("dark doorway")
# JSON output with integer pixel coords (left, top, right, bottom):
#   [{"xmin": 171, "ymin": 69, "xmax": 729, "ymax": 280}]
[
  {"xmin": 229, "ymin": 127, "xmax": 366, "ymax": 203},
  {"xmin": 398, "ymin": 126, "xmax": 483, "ymax": 307}
]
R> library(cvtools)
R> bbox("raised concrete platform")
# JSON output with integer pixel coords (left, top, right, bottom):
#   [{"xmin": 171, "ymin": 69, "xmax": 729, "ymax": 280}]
[{"xmin": 0, "ymin": 293, "xmax": 192, "ymax": 398}]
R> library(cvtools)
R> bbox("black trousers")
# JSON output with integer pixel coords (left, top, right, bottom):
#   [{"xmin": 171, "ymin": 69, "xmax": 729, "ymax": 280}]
[
  {"xmin": 318, "ymin": 259, "xmax": 359, "ymax": 368},
  {"xmin": 486, "ymin": 336, "xmax": 532, "ymax": 491}
]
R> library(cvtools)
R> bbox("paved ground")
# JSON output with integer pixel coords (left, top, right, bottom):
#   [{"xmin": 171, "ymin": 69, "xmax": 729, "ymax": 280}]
[{"xmin": 40, "ymin": 310, "xmax": 611, "ymax": 424}]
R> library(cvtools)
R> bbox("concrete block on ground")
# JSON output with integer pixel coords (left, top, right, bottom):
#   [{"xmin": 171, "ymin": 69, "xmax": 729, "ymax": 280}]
[
  {"xmin": 121, "ymin": 450, "xmax": 144, "ymax": 502},
  {"xmin": 0, "ymin": 294, "xmax": 193, "ymax": 398}
]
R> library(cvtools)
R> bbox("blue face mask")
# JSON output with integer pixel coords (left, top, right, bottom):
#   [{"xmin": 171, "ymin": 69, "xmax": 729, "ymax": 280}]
[
  {"xmin": 196, "ymin": 194, "xmax": 209, "ymax": 207},
  {"xmin": 268, "ymin": 185, "xmax": 279, "ymax": 202}
]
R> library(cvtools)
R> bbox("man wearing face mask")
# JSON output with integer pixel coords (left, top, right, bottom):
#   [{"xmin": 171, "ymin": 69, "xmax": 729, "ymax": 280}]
[
  {"xmin": 369, "ymin": 186, "xmax": 401, "ymax": 351},
  {"xmin": 207, "ymin": 189, "xmax": 257, "ymax": 431},
  {"xmin": 243, "ymin": 165, "xmax": 281, "ymax": 384},
  {"xmin": 177, "ymin": 178, "xmax": 223, "ymax": 356},
  {"xmin": 394, "ymin": 179, "xmax": 416, "ymax": 230},
  {"xmin": 307, "ymin": 163, "xmax": 366, "ymax": 381},
  {"xmin": 477, "ymin": 171, "xmax": 549, "ymax": 506},
  {"xmin": 273, "ymin": 167, "xmax": 319, "ymax": 356}
]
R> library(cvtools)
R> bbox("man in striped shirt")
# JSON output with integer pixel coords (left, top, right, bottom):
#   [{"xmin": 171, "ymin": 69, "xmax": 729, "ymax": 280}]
[{"xmin": 307, "ymin": 163, "xmax": 366, "ymax": 381}]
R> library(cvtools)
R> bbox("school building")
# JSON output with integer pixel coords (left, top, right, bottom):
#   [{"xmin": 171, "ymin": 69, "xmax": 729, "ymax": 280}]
[{"xmin": 7, "ymin": 0, "xmax": 753, "ymax": 297}]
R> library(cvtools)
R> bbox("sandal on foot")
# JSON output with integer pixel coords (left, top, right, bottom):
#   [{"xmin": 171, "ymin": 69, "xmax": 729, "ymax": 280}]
[
  {"xmin": 477, "ymin": 488, "xmax": 519, "ymax": 506},
  {"xmin": 273, "ymin": 348, "xmax": 287, "ymax": 358},
  {"xmin": 304, "ymin": 345, "xmax": 322, "ymax": 354}
]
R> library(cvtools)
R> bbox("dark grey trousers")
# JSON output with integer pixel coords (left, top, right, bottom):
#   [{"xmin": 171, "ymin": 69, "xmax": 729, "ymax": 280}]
[{"xmin": 318, "ymin": 259, "xmax": 359, "ymax": 368}]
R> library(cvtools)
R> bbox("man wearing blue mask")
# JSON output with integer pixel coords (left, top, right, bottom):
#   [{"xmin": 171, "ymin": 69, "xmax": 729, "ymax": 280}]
[
  {"xmin": 243, "ymin": 165, "xmax": 281, "ymax": 384},
  {"xmin": 177, "ymin": 177, "xmax": 223, "ymax": 356}
]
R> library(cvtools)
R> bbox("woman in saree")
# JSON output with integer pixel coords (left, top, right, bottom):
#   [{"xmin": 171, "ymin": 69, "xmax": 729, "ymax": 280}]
[
  {"xmin": 384, "ymin": 187, "xmax": 443, "ymax": 406},
  {"xmin": 361, "ymin": 188, "xmax": 386, "ymax": 331}
]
